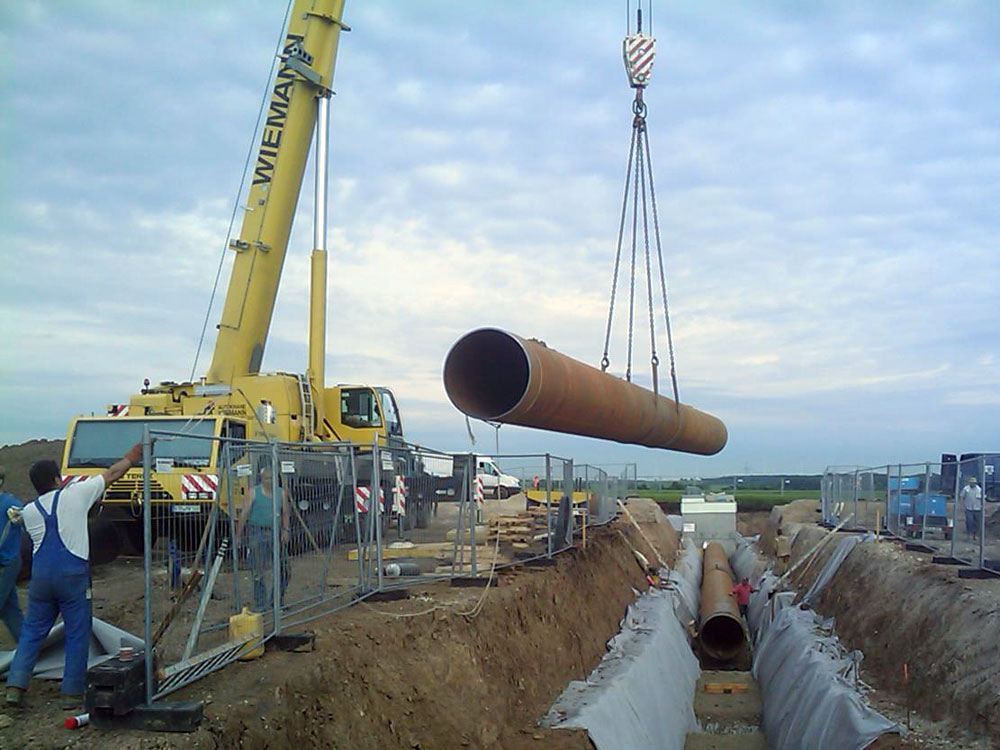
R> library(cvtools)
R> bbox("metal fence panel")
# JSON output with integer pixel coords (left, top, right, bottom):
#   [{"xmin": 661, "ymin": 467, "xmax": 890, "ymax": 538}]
[{"xmin": 139, "ymin": 437, "xmax": 638, "ymax": 703}]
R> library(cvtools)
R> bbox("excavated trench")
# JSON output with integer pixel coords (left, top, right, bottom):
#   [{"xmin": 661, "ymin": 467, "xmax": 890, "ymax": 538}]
[
  {"xmin": 201, "ymin": 501, "xmax": 897, "ymax": 749},
  {"xmin": 542, "ymin": 506, "xmax": 908, "ymax": 750}
]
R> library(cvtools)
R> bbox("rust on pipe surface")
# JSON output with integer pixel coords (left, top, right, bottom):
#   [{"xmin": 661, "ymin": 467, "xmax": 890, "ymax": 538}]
[
  {"xmin": 698, "ymin": 542, "xmax": 745, "ymax": 662},
  {"xmin": 442, "ymin": 328, "xmax": 727, "ymax": 455}
]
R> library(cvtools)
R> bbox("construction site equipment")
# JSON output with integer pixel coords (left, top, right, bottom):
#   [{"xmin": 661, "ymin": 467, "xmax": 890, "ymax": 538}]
[
  {"xmin": 698, "ymin": 542, "xmax": 744, "ymax": 662},
  {"xmin": 888, "ymin": 474, "xmax": 951, "ymax": 539},
  {"xmin": 58, "ymin": 0, "xmax": 428, "ymax": 550},
  {"xmin": 443, "ymin": 328, "xmax": 727, "ymax": 455}
]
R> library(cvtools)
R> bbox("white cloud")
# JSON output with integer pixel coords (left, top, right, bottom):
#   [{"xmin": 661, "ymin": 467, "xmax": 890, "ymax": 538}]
[{"xmin": 1, "ymin": 0, "xmax": 998, "ymax": 475}]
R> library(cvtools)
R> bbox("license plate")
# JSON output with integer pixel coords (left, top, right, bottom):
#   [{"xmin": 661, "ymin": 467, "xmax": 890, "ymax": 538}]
[{"xmin": 171, "ymin": 504, "xmax": 201, "ymax": 514}]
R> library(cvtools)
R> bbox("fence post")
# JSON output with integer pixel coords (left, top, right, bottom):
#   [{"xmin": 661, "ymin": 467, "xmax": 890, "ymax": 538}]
[
  {"xmin": 949, "ymin": 458, "xmax": 961, "ymax": 559},
  {"xmin": 271, "ymin": 443, "xmax": 281, "ymax": 635},
  {"xmin": 545, "ymin": 454, "xmax": 552, "ymax": 558},
  {"xmin": 921, "ymin": 463, "xmax": 931, "ymax": 543},
  {"xmin": 470, "ymin": 453, "xmax": 478, "ymax": 577},
  {"xmin": 852, "ymin": 469, "xmax": 859, "ymax": 530},
  {"xmin": 226, "ymin": 442, "xmax": 242, "ymax": 607},
  {"xmin": 979, "ymin": 460, "xmax": 987, "ymax": 570},
  {"xmin": 564, "ymin": 458, "xmax": 575, "ymax": 549},
  {"xmin": 879, "ymin": 464, "xmax": 892, "ymax": 531},
  {"xmin": 142, "ymin": 425, "xmax": 154, "ymax": 705},
  {"xmin": 372, "ymin": 440, "xmax": 383, "ymax": 591}
]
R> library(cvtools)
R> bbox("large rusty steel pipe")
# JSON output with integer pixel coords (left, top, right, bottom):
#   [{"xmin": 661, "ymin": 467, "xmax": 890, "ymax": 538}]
[
  {"xmin": 442, "ymin": 328, "xmax": 727, "ymax": 455},
  {"xmin": 698, "ymin": 542, "xmax": 745, "ymax": 662}
]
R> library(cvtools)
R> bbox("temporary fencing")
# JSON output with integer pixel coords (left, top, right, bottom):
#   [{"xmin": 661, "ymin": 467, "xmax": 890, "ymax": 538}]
[
  {"xmin": 136, "ymin": 432, "xmax": 623, "ymax": 702},
  {"xmin": 821, "ymin": 453, "xmax": 1000, "ymax": 580}
]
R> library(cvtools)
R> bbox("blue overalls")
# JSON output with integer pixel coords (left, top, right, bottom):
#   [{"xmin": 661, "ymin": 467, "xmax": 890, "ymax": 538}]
[{"xmin": 6, "ymin": 490, "xmax": 92, "ymax": 696}]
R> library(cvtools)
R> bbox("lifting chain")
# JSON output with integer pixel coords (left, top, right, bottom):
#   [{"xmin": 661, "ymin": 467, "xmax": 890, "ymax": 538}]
[{"xmin": 601, "ymin": 7, "xmax": 680, "ymax": 408}]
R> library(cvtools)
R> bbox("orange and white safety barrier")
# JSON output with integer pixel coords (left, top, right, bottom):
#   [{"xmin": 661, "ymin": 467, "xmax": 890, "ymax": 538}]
[{"xmin": 392, "ymin": 475, "xmax": 406, "ymax": 516}]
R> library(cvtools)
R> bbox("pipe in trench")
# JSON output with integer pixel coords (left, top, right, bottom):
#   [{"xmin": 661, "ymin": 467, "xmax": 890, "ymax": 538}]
[
  {"xmin": 698, "ymin": 542, "xmax": 745, "ymax": 661},
  {"xmin": 442, "ymin": 328, "xmax": 728, "ymax": 456}
]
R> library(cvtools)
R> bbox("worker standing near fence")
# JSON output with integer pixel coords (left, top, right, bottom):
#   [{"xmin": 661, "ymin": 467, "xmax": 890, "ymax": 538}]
[
  {"xmin": 5, "ymin": 443, "xmax": 142, "ymax": 709},
  {"xmin": 235, "ymin": 464, "xmax": 291, "ymax": 612},
  {"xmin": 960, "ymin": 476, "xmax": 983, "ymax": 542},
  {"xmin": 0, "ymin": 466, "xmax": 25, "ymax": 641}
]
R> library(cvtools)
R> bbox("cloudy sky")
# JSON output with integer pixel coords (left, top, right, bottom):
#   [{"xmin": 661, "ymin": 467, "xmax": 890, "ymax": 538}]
[{"xmin": 1, "ymin": 1, "xmax": 997, "ymax": 477}]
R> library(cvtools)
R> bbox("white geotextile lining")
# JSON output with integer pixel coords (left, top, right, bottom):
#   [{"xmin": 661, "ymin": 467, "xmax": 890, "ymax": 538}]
[
  {"xmin": 667, "ymin": 538, "xmax": 702, "ymax": 628},
  {"xmin": 543, "ymin": 583, "xmax": 700, "ymax": 750},
  {"xmin": 731, "ymin": 535, "xmax": 760, "ymax": 582},
  {"xmin": 800, "ymin": 533, "xmax": 870, "ymax": 607},
  {"xmin": 0, "ymin": 617, "xmax": 144, "ymax": 680},
  {"xmin": 747, "ymin": 538, "xmax": 901, "ymax": 750}
]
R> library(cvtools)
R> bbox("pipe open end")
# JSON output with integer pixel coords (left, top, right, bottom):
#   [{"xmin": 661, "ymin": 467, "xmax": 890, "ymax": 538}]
[
  {"xmin": 700, "ymin": 614, "xmax": 745, "ymax": 661},
  {"xmin": 443, "ymin": 328, "xmax": 530, "ymax": 420}
]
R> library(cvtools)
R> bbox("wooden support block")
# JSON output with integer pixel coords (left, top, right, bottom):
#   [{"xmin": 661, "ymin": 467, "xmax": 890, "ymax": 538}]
[{"xmin": 703, "ymin": 683, "xmax": 749, "ymax": 694}]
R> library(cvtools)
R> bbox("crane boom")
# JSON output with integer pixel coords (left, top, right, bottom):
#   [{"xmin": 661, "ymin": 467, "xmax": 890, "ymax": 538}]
[{"xmin": 207, "ymin": 0, "xmax": 347, "ymax": 384}]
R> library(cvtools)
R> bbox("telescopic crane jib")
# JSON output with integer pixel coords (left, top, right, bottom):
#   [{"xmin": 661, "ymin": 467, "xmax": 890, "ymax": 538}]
[{"xmin": 58, "ymin": 0, "xmax": 412, "ymax": 554}]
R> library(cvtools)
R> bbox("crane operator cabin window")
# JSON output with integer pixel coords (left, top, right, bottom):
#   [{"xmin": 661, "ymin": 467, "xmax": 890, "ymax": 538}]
[
  {"xmin": 378, "ymin": 389, "xmax": 403, "ymax": 437},
  {"xmin": 341, "ymin": 388, "xmax": 382, "ymax": 428}
]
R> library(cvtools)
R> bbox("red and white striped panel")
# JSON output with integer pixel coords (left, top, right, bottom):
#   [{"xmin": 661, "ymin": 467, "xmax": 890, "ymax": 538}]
[
  {"xmin": 107, "ymin": 404, "xmax": 130, "ymax": 417},
  {"xmin": 181, "ymin": 474, "xmax": 218, "ymax": 499},
  {"xmin": 355, "ymin": 486, "xmax": 370, "ymax": 513},
  {"xmin": 393, "ymin": 475, "xmax": 406, "ymax": 516},
  {"xmin": 61, "ymin": 475, "xmax": 90, "ymax": 488},
  {"xmin": 474, "ymin": 476, "xmax": 484, "ymax": 506},
  {"xmin": 623, "ymin": 33, "xmax": 655, "ymax": 87}
]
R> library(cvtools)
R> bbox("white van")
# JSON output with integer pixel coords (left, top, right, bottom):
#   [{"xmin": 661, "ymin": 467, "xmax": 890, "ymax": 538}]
[{"xmin": 475, "ymin": 456, "xmax": 521, "ymax": 499}]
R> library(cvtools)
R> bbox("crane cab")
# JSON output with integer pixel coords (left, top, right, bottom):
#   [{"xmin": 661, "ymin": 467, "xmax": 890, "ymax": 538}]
[{"xmin": 324, "ymin": 385, "xmax": 404, "ymax": 447}]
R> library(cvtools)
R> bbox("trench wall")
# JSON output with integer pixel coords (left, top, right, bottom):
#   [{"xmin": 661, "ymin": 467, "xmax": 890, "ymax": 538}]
[
  {"xmin": 207, "ymin": 521, "xmax": 671, "ymax": 750},
  {"xmin": 786, "ymin": 522, "xmax": 1000, "ymax": 742}
]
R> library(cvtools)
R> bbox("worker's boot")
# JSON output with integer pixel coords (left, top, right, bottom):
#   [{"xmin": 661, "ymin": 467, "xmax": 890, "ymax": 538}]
[
  {"xmin": 59, "ymin": 693, "xmax": 84, "ymax": 710},
  {"xmin": 5, "ymin": 686, "xmax": 25, "ymax": 707}
]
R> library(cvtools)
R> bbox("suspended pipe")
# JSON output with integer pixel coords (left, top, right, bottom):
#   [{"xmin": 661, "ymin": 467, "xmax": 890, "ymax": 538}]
[
  {"xmin": 698, "ymin": 542, "xmax": 745, "ymax": 662},
  {"xmin": 442, "ymin": 328, "xmax": 727, "ymax": 455}
]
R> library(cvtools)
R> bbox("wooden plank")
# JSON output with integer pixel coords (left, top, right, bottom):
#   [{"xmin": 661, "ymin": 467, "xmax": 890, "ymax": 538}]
[
  {"xmin": 348, "ymin": 542, "xmax": 498, "ymax": 561},
  {"xmin": 704, "ymin": 683, "xmax": 750, "ymax": 694}
]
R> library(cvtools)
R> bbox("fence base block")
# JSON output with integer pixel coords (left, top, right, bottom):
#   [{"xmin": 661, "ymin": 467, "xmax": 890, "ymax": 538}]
[
  {"xmin": 931, "ymin": 556, "xmax": 966, "ymax": 566},
  {"xmin": 361, "ymin": 589, "xmax": 410, "ymax": 603},
  {"xmin": 958, "ymin": 567, "xmax": 1000, "ymax": 579},
  {"xmin": 903, "ymin": 542, "xmax": 937, "ymax": 553},
  {"xmin": 90, "ymin": 701, "xmax": 204, "ymax": 733},
  {"xmin": 522, "ymin": 557, "xmax": 557, "ymax": 567},
  {"xmin": 450, "ymin": 576, "xmax": 491, "ymax": 588},
  {"xmin": 270, "ymin": 631, "xmax": 316, "ymax": 652}
]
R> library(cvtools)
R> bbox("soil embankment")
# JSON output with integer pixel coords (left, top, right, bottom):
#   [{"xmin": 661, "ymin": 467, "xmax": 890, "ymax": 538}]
[{"xmin": 776, "ymin": 502, "xmax": 1000, "ymax": 746}]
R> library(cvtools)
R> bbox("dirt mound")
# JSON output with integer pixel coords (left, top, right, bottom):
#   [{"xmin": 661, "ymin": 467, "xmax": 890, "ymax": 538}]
[
  {"xmin": 0, "ymin": 438, "xmax": 64, "ymax": 501},
  {"xmin": 623, "ymin": 497, "xmax": 680, "ymax": 565}
]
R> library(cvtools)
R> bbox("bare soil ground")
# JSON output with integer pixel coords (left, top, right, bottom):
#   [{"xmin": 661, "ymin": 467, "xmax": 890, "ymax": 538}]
[
  {"xmin": 0, "ymin": 500, "xmax": 678, "ymax": 749},
  {"xmin": 774, "ymin": 500, "xmax": 1000, "ymax": 749}
]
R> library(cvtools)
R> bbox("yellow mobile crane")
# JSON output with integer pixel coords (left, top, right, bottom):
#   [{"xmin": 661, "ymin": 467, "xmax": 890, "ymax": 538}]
[{"xmin": 60, "ymin": 0, "xmax": 405, "ymax": 550}]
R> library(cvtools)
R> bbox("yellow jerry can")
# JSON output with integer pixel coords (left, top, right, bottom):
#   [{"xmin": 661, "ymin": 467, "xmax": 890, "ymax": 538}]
[{"xmin": 229, "ymin": 607, "xmax": 265, "ymax": 661}]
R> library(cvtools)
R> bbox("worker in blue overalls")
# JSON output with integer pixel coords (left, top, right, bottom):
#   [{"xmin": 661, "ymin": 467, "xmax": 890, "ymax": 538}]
[
  {"xmin": 0, "ymin": 465, "xmax": 25, "ymax": 642},
  {"xmin": 5, "ymin": 443, "xmax": 141, "ymax": 709}
]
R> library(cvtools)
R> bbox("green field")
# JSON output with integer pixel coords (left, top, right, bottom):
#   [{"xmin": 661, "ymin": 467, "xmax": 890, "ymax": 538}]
[{"xmin": 635, "ymin": 488, "xmax": 820, "ymax": 510}]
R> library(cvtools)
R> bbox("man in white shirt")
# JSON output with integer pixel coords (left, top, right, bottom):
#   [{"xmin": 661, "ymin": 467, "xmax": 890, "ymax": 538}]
[
  {"xmin": 959, "ymin": 476, "xmax": 983, "ymax": 542},
  {"xmin": 5, "ymin": 443, "xmax": 141, "ymax": 709}
]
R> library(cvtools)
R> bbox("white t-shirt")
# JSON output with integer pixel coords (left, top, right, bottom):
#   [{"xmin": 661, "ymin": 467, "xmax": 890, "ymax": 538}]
[
  {"xmin": 960, "ymin": 484, "xmax": 983, "ymax": 511},
  {"xmin": 23, "ymin": 475, "xmax": 106, "ymax": 560}
]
